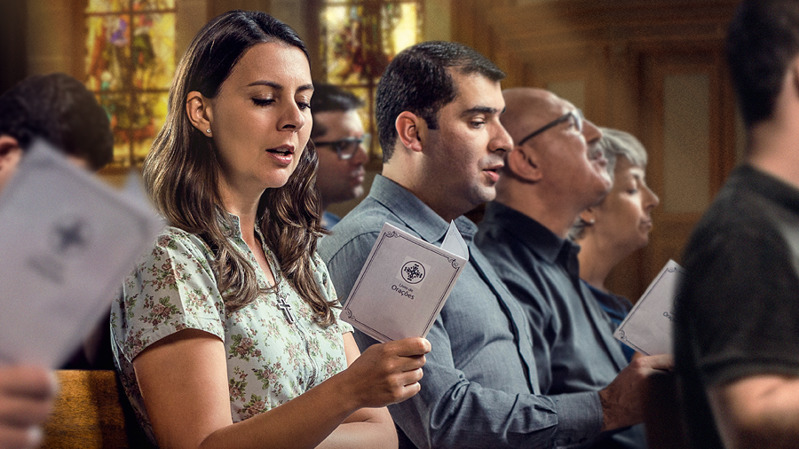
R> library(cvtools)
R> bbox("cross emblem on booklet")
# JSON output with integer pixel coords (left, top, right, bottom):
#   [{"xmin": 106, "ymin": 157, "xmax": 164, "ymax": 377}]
[{"xmin": 340, "ymin": 221, "xmax": 469, "ymax": 343}]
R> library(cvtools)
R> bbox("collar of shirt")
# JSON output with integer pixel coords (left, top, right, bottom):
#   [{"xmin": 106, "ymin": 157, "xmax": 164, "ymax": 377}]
[
  {"xmin": 736, "ymin": 164, "xmax": 799, "ymax": 214},
  {"xmin": 216, "ymin": 211, "xmax": 276, "ymax": 274},
  {"xmin": 217, "ymin": 211, "xmax": 268, "ymax": 243},
  {"xmin": 483, "ymin": 201, "xmax": 579, "ymax": 268},
  {"xmin": 368, "ymin": 174, "xmax": 478, "ymax": 245},
  {"xmin": 218, "ymin": 211, "xmax": 241, "ymax": 236}
]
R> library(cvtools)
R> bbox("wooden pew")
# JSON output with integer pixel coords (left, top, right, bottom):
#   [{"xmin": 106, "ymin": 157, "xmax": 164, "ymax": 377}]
[
  {"xmin": 41, "ymin": 370, "xmax": 152, "ymax": 449},
  {"xmin": 644, "ymin": 370, "xmax": 690, "ymax": 449}
]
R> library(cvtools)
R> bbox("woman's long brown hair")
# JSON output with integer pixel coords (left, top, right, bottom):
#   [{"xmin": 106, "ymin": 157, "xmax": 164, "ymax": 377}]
[{"xmin": 143, "ymin": 10, "xmax": 337, "ymax": 324}]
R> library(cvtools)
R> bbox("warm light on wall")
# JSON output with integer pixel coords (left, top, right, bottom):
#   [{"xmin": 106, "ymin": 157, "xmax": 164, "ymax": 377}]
[
  {"xmin": 85, "ymin": 0, "xmax": 176, "ymax": 169},
  {"xmin": 319, "ymin": 0, "xmax": 423, "ymax": 161}
]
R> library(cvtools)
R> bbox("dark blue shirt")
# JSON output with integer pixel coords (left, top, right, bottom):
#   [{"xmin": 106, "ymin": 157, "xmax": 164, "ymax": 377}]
[
  {"xmin": 476, "ymin": 201, "xmax": 644, "ymax": 449},
  {"xmin": 585, "ymin": 283, "xmax": 635, "ymax": 362}
]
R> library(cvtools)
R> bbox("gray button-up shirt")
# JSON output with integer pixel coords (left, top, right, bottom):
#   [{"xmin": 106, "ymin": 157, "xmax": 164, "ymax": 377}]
[
  {"xmin": 319, "ymin": 175, "xmax": 603, "ymax": 449},
  {"xmin": 476, "ymin": 201, "xmax": 645, "ymax": 448}
]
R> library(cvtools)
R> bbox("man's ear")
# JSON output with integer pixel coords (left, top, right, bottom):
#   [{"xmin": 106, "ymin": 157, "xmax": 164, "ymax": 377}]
[
  {"xmin": 395, "ymin": 111, "xmax": 425, "ymax": 153},
  {"xmin": 507, "ymin": 144, "xmax": 542, "ymax": 182},
  {"xmin": 0, "ymin": 135, "xmax": 22, "ymax": 172},
  {"xmin": 579, "ymin": 207, "xmax": 596, "ymax": 225},
  {"xmin": 186, "ymin": 91, "xmax": 213, "ymax": 136}
]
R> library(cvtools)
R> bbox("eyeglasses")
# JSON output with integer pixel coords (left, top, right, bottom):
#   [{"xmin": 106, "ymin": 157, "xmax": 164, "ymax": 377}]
[
  {"xmin": 517, "ymin": 109, "xmax": 584, "ymax": 147},
  {"xmin": 314, "ymin": 134, "xmax": 371, "ymax": 160}
]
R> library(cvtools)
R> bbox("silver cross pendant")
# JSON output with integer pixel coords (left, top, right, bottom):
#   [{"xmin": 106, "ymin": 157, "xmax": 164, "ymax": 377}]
[{"xmin": 277, "ymin": 294, "xmax": 295, "ymax": 324}]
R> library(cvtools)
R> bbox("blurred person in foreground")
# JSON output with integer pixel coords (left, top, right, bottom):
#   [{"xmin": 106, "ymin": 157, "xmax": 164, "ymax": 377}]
[
  {"xmin": 674, "ymin": 1, "xmax": 799, "ymax": 448},
  {"xmin": 0, "ymin": 72, "xmax": 113, "ymax": 449}
]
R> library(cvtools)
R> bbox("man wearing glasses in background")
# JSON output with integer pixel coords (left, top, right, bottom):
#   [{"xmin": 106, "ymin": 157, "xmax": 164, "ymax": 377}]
[
  {"xmin": 311, "ymin": 83, "xmax": 370, "ymax": 229},
  {"xmin": 476, "ymin": 87, "xmax": 672, "ymax": 448}
]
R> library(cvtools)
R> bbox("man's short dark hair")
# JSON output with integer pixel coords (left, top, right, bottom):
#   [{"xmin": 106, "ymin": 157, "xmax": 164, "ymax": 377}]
[
  {"xmin": 376, "ymin": 41, "xmax": 505, "ymax": 163},
  {"xmin": 727, "ymin": 0, "xmax": 799, "ymax": 128},
  {"xmin": 0, "ymin": 73, "xmax": 113, "ymax": 170},
  {"xmin": 310, "ymin": 83, "xmax": 364, "ymax": 139}
]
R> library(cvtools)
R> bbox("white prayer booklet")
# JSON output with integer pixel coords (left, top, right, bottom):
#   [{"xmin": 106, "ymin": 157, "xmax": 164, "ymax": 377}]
[
  {"xmin": 614, "ymin": 259, "xmax": 686, "ymax": 355},
  {"xmin": 340, "ymin": 221, "xmax": 469, "ymax": 343},
  {"xmin": 0, "ymin": 140, "xmax": 163, "ymax": 367}
]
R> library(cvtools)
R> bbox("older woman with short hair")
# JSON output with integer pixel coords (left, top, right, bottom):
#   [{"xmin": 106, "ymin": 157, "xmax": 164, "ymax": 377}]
[{"xmin": 570, "ymin": 128, "xmax": 659, "ymax": 361}]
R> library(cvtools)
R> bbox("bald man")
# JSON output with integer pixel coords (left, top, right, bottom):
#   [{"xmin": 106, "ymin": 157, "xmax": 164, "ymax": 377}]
[{"xmin": 476, "ymin": 87, "xmax": 672, "ymax": 448}]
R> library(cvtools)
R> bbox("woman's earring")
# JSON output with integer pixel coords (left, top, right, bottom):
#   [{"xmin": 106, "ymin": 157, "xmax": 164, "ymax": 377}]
[
  {"xmin": 206, "ymin": 129, "xmax": 211, "ymax": 134},
  {"xmin": 587, "ymin": 218, "xmax": 596, "ymax": 225}
]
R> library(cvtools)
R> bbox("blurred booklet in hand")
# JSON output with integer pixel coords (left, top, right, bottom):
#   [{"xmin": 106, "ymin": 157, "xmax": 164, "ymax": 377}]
[
  {"xmin": 341, "ymin": 221, "xmax": 469, "ymax": 342},
  {"xmin": 0, "ymin": 140, "xmax": 163, "ymax": 367},
  {"xmin": 614, "ymin": 259, "xmax": 686, "ymax": 355}
]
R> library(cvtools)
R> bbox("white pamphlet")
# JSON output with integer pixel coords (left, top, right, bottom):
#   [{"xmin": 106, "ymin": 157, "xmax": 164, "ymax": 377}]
[
  {"xmin": 614, "ymin": 259, "xmax": 686, "ymax": 355},
  {"xmin": 340, "ymin": 221, "xmax": 469, "ymax": 342},
  {"xmin": 0, "ymin": 140, "xmax": 163, "ymax": 367}
]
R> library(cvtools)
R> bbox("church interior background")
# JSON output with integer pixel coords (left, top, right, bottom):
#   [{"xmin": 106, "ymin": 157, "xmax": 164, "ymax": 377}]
[{"xmin": 0, "ymin": 0, "xmax": 743, "ymax": 301}]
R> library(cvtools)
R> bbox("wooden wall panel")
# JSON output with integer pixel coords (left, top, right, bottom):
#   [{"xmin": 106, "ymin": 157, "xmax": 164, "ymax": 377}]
[
  {"xmin": 20, "ymin": 0, "xmax": 743, "ymax": 300},
  {"xmin": 0, "ymin": 1, "xmax": 28, "ymax": 93},
  {"xmin": 453, "ymin": 0, "xmax": 741, "ymax": 300}
]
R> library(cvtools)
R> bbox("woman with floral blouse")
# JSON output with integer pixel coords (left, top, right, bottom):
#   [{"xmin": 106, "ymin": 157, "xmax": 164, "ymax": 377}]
[{"xmin": 111, "ymin": 10, "xmax": 429, "ymax": 448}]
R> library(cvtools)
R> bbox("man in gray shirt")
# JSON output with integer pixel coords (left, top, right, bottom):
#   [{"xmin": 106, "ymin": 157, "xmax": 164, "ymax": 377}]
[
  {"xmin": 476, "ymin": 87, "xmax": 672, "ymax": 448},
  {"xmin": 319, "ymin": 42, "xmax": 669, "ymax": 449}
]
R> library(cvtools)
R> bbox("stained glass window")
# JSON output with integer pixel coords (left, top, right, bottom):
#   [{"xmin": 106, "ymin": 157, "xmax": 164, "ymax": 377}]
[
  {"xmin": 85, "ymin": 0, "xmax": 176, "ymax": 168},
  {"xmin": 320, "ymin": 0, "xmax": 423, "ymax": 160}
]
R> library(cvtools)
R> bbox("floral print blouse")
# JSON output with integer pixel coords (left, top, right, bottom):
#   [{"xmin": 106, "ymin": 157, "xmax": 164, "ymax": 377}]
[{"xmin": 111, "ymin": 214, "xmax": 352, "ymax": 442}]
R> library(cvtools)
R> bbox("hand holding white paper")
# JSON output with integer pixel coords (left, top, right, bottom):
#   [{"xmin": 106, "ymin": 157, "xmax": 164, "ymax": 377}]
[
  {"xmin": 0, "ymin": 140, "xmax": 163, "ymax": 367},
  {"xmin": 614, "ymin": 259, "xmax": 686, "ymax": 355}
]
